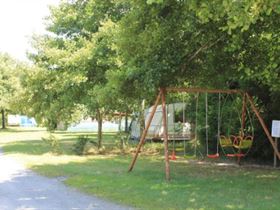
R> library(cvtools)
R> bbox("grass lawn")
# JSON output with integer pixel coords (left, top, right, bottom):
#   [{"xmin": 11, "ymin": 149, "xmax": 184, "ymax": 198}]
[{"xmin": 1, "ymin": 128, "xmax": 280, "ymax": 210}]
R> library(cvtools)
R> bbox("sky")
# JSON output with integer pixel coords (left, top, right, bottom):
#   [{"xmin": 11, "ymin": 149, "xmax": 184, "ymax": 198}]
[{"xmin": 0, "ymin": 0, "xmax": 60, "ymax": 61}]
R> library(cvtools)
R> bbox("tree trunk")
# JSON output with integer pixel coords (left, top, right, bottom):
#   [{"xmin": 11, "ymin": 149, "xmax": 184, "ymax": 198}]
[
  {"xmin": 97, "ymin": 109, "xmax": 103, "ymax": 149},
  {"xmin": 125, "ymin": 113, "xmax": 128, "ymax": 132},
  {"xmin": 118, "ymin": 115, "xmax": 122, "ymax": 132},
  {"xmin": 1, "ymin": 109, "xmax": 5, "ymax": 129},
  {"xmin": 119, "ymin": 114, "xmax": 124, "ymax": 150},
  {"xmin": 139, "ymin": 100, "xmax": 146, "ymax": 135}
]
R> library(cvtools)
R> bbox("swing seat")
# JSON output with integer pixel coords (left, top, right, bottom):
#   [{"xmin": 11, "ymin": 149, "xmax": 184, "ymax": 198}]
[
  {"xmin": 207, "ymin": 153, "xmax": 220, "ymax": 158},
  {"xmin": 233, "ymin": 135, "xmax": 253, "ymax": 149},
  {"xmin": 226, "ymin": 153, "xmax": 245, "ymax": 158},
  {"xmin": 219, "ymin": 135, "xmax": 234, "ymax": 147},
  {"xmin": 184, "ymin": 155, "xmax": 196, "ymax": 159}
]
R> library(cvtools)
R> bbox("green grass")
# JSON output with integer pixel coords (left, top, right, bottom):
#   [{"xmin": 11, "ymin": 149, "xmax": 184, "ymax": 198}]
[{"xmin": 1, "ymin": 128, "xmax": 280, "ymax": 210}]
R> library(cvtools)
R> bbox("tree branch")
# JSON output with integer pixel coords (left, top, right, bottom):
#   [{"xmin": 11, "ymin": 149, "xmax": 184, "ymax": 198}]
[
  {"xmin": 181, "ymin": 35, "xmax": 224, "ymax": 72},
  {"xmin": 188, "ymin": 36, "xmax": 224, "ymax": 62}
]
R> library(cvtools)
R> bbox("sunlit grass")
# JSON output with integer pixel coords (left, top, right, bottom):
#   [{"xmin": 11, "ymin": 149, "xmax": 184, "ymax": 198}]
[{"xmin": 1, "ymin": 127, "xmax": 280, "ymax": 210}]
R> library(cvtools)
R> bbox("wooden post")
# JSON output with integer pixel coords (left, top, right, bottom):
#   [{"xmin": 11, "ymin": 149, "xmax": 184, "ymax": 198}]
[
  {"xmin": 161, "ymin": 88, "xmax": 171, "ymax": 181},
  {"xmin": 274, "ymin": 138, "xmax": 278, "ymax": 168},
  {"xmin": 237, "ymin": 93, "xmax": 247, "ymax": 165},
  {"xmin": 97, "ymin": 109, "xmax": 103, "ymax": 149},
  {"xmin": 125, "ymin": 113, "xmax": 128, "ymax": 132},
  {"xmin": 241, "ymin": 93, "xmax": 247, "ymax": 137},
  {"xmin": 165, "ymin": 87, "xmax": 241, "ymax": 94},
  {"xmin": 128, "ymin": 91, "xmax": 162, "ymax": 172},
  {"xmin": 246, "ymin": 93, "xmax": 280, "ymax": 160}
]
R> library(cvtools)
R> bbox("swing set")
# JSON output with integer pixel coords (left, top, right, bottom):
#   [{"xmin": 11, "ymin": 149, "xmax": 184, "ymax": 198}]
[
  {"xmin": 128, "ymin": 87, "xmax": 280, "ymax": 180},
  {"xmin": 204, "ymin": 92, "xmax": 255, "ymax": 161}
]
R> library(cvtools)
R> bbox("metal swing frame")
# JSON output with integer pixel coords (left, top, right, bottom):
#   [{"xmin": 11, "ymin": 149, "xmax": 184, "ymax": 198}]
[{"xmin": 128, "ymin": 87, "xmax": 280, "ymax": 181}]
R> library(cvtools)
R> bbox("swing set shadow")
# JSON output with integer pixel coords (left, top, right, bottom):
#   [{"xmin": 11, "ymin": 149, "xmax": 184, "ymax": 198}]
[{"xmin": 128, "ymin": 87, "xmax": 280, "ymax": 181}]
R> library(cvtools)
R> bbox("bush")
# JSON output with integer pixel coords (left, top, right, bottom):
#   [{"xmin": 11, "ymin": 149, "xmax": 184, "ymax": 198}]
[
  {"xmin": 72, "ymin": 135, "xmax": 90, "ymax": 155},
  {"xmin": 115, "ymin": 131, "xmax": 130, "ymax": 150},
  {"xmin": 41, "ymin": 133, "xmax": 61, "ymax": 154},
  {"xmin": 72, "ymin": 135, "xmax": 99, "ymax": 155}
]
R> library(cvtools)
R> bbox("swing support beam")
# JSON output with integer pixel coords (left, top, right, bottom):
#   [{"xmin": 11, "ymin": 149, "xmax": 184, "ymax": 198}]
[
  {"xmin": 128, "ymin": 91, "xmax": 162, "ymax": 172},
  {"xmin": 246, "ymin": 93, "xmax": 280, "ymax": 160},
  {"xmin": 128, "ymin": 87, "xmax": 280, "ymax": 180},
  {"xmin": 166, "ymin": 87, "xmax": 241, "ymax": 94}
]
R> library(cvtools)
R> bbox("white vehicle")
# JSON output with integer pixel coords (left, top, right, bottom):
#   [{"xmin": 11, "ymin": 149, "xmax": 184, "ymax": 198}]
[{"xmin": 130, "ymin": 103, "xmax": 192, "ymax": 141}]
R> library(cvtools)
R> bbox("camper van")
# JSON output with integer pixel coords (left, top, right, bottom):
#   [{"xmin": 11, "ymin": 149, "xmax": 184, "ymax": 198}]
[{"xmin": 130, "ymin": 103, "xmax": 192, "ymax": 141}]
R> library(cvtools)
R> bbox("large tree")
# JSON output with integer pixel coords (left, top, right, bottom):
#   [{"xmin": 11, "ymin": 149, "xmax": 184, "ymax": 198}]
[
  {"xmin": 114, "ymin": 0, "xmax": 280, "ymax": 158},
  {"xmin": 115, "ymin": 0, "xmax": 280, "ymax": 91},
  {"xmin": 22, "ymin": 0, "xmax": 280, "ymax": 157},
  {"xmin": 27, "ymin": 0, "xmax": 129, "ymax": 146}
]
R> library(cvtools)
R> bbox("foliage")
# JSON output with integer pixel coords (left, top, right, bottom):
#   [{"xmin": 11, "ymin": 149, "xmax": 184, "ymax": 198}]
[
  {"xmin": 0, "ymin": 53, "xmax": 25, "ymax": 128},
  {"xmin": 16, "ymin": 65, "xmax": 86, "ymax": 130},
  {"xmin": 41, "ymin": 133, "xmax": 62, "ymax": 154},
  {"xmin": 0, "ymin": 54, "xmax": 17, "ymax": 109},
  {"xmin": 72, "ymin": 135, "xmax": 99, "ymax": 155},
  {"xmin": 9, "ymin": 0, "xmax": 280, "ymax": 158},
  {"xmin": 115, "ymin": 0, "xmax": 280, "ymax": 91},
  {"xmin": 115, "ymin": 131, "xmax": 130, "ymax": 151},
  {"xmin": 27, "ymin": 0, "xmax": 132, "ymax": 146},
  {"xmin": 114, "ymin": 0, "xmax": 280, "ymax": 157}
]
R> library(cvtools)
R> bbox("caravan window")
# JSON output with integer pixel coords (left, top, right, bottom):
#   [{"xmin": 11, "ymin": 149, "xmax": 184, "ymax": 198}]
[{"xmin": 174, "ymin": 109, "xmax": 184, "ymax": 123}]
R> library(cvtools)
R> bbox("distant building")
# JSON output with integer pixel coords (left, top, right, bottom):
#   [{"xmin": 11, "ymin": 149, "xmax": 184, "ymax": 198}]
[{"xmin": 8, "ymin": 115, "xmax": 37, "ymax": 127}]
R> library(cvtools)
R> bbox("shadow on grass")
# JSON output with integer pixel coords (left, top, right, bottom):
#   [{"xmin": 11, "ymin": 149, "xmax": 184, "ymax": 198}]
[
  {"xmin": 2, "ymin": 140, "xmax": 50, "ymax": 155},
  {"xmin": 2, "ymin": 130, "xmax": 280, "ymax": 209},
  {"xmin": 54, "ymin": 131, "xmax": 117, "ymax": 136},
  {"xmin": 1, "ymin": 138, "xmax": 119, "ymax": 157},
  {"xmin": 28, "ymin": 156, "xmax": 280, "ymax": 210},
  {"xmin": 0, "ymin": 127, "xmax": 46, "ymax": 133},
  {"xmin": 56, "ymin": 132, "xmax": 118, "ymax": 143}
]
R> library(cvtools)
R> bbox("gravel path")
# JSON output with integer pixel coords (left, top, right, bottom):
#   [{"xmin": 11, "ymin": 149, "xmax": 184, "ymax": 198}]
[{"xmin": 0, "ymin": 151, "xmax": 132, "ymax": 210}]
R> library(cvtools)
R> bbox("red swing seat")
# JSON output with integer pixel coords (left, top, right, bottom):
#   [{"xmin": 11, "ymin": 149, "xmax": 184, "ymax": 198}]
[
  {"xmin": 226, "ymin": 153, "xmax": 245, "ymax": 158},
  {"xmin": 207, "ymin": 153, "xmax": 220, "ymax": 158}
]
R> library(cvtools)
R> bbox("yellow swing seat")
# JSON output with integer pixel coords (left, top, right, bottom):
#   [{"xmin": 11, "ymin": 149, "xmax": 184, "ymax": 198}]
[
  {"xmin": 233, "ymin": 135, "xmax": 253, "ymax": 149},
  {"xmin": 219, "ymin": 135, "xmax": 234, "ymax": 147}
]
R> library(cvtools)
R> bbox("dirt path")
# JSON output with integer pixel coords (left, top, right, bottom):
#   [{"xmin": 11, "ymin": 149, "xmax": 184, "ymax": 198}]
[{"xmin": 0, "ymin": 150, "xmax": 132, "ymax": 210}]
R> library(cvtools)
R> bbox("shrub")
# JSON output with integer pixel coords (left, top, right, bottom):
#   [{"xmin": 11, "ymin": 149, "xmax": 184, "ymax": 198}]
[
  {"xmin": 72, "ymin": 135, "xmax": 99, "ymax": 155},
  {"xmin": 72, "ymin": 135, "xmax": 89, "ymax": 155},
  {"xmin": 41, "ymin": 133, "xmax": 61, "ymax": 154},
  {"xmin": 115, "ymin": 131, "xmax": 130, "ymax": 150}
]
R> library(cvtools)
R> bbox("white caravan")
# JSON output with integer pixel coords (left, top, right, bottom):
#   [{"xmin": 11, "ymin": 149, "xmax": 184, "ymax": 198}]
[{"xmin": 130, "ymin": 103, "xmax": 192, "ymax": 141}]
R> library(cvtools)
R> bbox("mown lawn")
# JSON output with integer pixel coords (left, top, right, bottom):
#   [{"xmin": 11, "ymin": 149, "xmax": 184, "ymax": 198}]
[{"xmin": 1, "ymin": 128, "xmax": 280, "ymax": 210}]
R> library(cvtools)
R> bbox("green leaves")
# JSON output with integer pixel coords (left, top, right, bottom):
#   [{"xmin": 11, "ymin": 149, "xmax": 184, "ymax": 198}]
[
  {"xmin": 16, "ymin": 0, "xmax": 280, "ymax": 137},
  {"xmin": 146, "ymin": 0, "xmax": 164, "ymax": 5},
  {"xmin": 186, "ymin": 0, "xmax": 280, "ymax": 33},
  {"xmin": 25, "ymin": 0, "xmax": 131, "ymax": 130},
  {"xmin": 0, "ymin": 53, "xmax": 24, "ymax": 111}
]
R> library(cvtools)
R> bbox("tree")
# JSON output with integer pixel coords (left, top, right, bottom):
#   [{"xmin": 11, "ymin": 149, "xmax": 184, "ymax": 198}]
[
  {"xmin": 114, "ymin": 0, "xmax": 280, "ymax": 158},
  {"xmin": 28, "ymin": 0, "xmax": 128, "ymax": 147},
  {"xmin": 0, "ymin": 54, "xmax": 22, "ymax": 129},
  {"xmin": 21, "ymin": 0, "xmax": 280, "ymax": 158},
  {"xmin": 16, "ymin": 65, "xmax": 86, "ymax": 130}
]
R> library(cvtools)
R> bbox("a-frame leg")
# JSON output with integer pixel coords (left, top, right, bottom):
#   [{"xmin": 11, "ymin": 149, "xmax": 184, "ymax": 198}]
[
  {"xmin": 237, "ymin": 93, "xmax": 247, "ymax": 165},
  {"xmin": 160, "ymin": 88, "xmax": 170, "ymax": 181},
  {"xmin": 128, "ymin": 91, "xmax": 162, "ymax": 172},
  {"xmin": 246, "ymin": 93, "xmax": 280, "ymax": 160}
]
